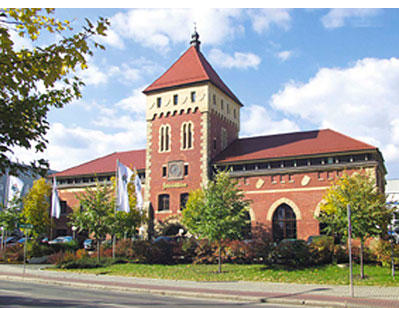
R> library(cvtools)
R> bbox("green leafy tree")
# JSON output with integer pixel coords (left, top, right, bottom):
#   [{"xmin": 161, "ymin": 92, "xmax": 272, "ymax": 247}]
[
  {"xmin": 182, "ymin": 171, "xmax": 251, "ymax": 273},
  {"xmin": 70, "ymin": 181, "xmax": 114, "ymax": 261},
  {"xmin": 0, "ymin": 195, "xmax": 23, "ymax": 246},
  {"xmin": 0, "ymin": 8, "xmax": 109, "ymax": 176},
  {"xmin": 21, "ymin": 178, "xmax": 51, "ymax": 238},
  {"xmin": 317, "ymin": 172, "xmax": 391, "ymax": 278}
]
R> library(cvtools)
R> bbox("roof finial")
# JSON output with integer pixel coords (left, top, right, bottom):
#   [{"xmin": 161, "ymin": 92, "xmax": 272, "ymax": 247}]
[{"xmin": 190, "ymin": 22, "xmax": 201, "ymax": 51}]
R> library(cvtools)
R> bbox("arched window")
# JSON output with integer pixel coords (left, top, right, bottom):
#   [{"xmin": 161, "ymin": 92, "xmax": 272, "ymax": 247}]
[
  {"xmin": 159, "ymin": 125, "xmax": 171, "ymax": 153},
  {"xmin": 272, "ymin": 203, "xmax": 297, "ymax": 242},
  {"xmin": 181, "ymin": 122, "xmax": 193, "ymax": 150}
]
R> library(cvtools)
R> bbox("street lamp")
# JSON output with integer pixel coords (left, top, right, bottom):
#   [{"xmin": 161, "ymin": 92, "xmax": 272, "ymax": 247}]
[
  {"xmin": 0, "ymin": 226, "xmax": 4, "ymax": 251},
  {"xmin": 72, "ymin": 226, "xmax": 77, "ymax": 240}
]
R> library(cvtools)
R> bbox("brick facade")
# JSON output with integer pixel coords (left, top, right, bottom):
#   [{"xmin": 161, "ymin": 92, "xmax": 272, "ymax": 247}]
[{"xmin": 52, "ymin": 34, "xmax": 387, "ymax": 242}]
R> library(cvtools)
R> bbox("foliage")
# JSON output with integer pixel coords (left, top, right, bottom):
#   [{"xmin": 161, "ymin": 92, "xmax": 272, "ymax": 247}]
[
  {"xmin": 317, "ymin": 172, "xmax": 391, "ymax": 277},
  {"xmin": 0, "ymin": 244, "xmax": 24, "ymax": 263},
  {"xmin": 269, "ymin": 240, "xmax": 311, "ymax": 268},
  {"xmin": 182, "ymin": 171, "xmax": 251, "ymax": 272},
  {"xmin": 0, "ymin": 9, "xmax": 109, "ymax": 176},
  {"xmin": 21, "ymin": 178, "xmax": 51, "ymax": 237},
  {"xmin": 0, "ymin": 195, "xmax": 22, "ymax": 234},
  {"xmin": 69, "ymin": 181, "xmax": 114, "ymax": 260},
  {"xmin": 368, "ymin": 238, "xmax": 399, "ymax": 267},
  {"xmin": 308, "ymin": 236, "xmax": 335, "ymax": 265}
]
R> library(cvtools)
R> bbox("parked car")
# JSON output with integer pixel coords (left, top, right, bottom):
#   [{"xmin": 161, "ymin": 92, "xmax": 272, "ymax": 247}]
[
  {"xmin": 83, "ymin": 239, "xmax": 94, "ymax": 250},
  {"xmin": 153, "ymin": 236, "xmax": 175, "ymax": 244},
  {"xmin": 48, "ymin": 236, "xmax": 73, "ymax": 244},
  {"xmin": 4, "ymin": 236, "xmax": 18, "ymax": 245}
]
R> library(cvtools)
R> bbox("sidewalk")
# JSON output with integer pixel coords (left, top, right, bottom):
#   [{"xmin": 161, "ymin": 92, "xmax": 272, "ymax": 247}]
[{"xmin": 0, "ymin": 264, "xmax": 398, "ymax": 308}]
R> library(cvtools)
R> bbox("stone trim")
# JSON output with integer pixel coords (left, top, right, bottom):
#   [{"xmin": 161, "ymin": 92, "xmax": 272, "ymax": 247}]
[
  {"xmin": 267, "ymin": 197, "xmax": 302, "ymax": 221},
  {"xmin": 246, "ymin": 186, "xmax": 330, "ymax": 195},
  {"xmin": 200, "ymin": 111, "xmax": 210, "ymax": 186}
]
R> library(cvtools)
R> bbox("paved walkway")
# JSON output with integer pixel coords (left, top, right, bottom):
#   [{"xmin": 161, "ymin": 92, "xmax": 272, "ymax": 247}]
[{"xmin": 0, "ymin": 264, "xmax": 398, "ymax": 307}]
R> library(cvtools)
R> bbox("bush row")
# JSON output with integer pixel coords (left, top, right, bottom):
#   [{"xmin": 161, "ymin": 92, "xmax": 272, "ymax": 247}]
[
  {"xmin": 2, "ymin": 236, "xmax": 399, "ymax": 269},
  {"xmin": 46, "ymin": 236, "xmax": 399, "ymax": 269}
]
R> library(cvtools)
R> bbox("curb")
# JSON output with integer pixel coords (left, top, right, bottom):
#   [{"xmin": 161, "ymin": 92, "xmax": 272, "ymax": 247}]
[{"xmin": 0, "ymin": 272, "xmax": 399, "ymax": 308}]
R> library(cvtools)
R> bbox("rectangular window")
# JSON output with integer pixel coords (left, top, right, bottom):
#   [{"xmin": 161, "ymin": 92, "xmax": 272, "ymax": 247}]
[
  {"xmin": 157, "ymin": 97, "xmax": 161, "ymax": 108},
  {"xmin": 226, "ymin": 104, "xmax": 230, "ymax": 114},
  {"xmin": 173, "ymin": 94, "xmax": 178, "ymax": 105},
  {"xmin": 180, "ymin": 193, "xmax": 189, "ymax": 210},
  {"xmin": 233, "ymin": 108, "xmax": 236, "ymax": 119},
  {"xmin": 162, "ymin": 166, "xmax": 167, "ymax": 177},
  {"xmin": 221, "ymin": 99, "xmax": 224, "ymax": 110},
  {"xmin": 60, "ymin": 201, "xmax": 67, "ymax": 214},
  {"xmin": 158, "ymin": 194, "xmax": 170, "ymax": 211},
  {"xmin": 184, "ymin": 164, "xmax": 188, "ymax": 176},
  {"xmin": 213, "ymin": 138, "xmax": 217, "ymax": 150},
  {"xmin": 213, "ymin": 94, "xmax": 216, "ymax": 105},
  {"xmin": 191, "ymin": 91, "xmax": 196, "ymax": 102}
]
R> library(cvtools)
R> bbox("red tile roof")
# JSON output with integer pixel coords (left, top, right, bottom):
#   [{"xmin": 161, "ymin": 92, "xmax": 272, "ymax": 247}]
[
  {"xmin": 143, "ymin": 46, "xmax": 243, "ymax": 106},
  {"xmin": 53, "ymin": 149, "xmax": 146, "ymax": 178},
  {"xmin": 213, "ymin": 129, "xmax": 377, "ymax": 164}
]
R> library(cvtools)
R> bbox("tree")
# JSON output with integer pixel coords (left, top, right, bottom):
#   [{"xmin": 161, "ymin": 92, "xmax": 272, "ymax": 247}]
[
  {"xmin": 69, "ymin": 181, "xmax": 114, "ymax": 261},
  {"xmin": 21, "ymin": 178, "xmax": 51, "ymax": 238},
  {"xmin": 182, "ymin": 171, "xmax": 251, "ymax": 273},
  {"xmin": 0, "ymin": 195, "xmax": 22, "ymax": 247},
  {"xmin": 0, "ymin": 8, "xmax": 109, "ymax": 176},
  {"xmin": 317, "ymin": 172, "xmax": 391, "ymax": 278}
]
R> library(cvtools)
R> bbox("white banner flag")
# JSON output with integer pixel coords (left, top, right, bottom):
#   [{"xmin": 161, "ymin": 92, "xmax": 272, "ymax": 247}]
[
  {"xmin": 117, "ymin": 161, "xmax": 133, "ymax": 212},
  {"xmin": 51, "ymin": 177, "xmax": 61, "ymax": 219},
  {"xmin": 134, "ymin": 171, "xmax": 143, "ymax": 210},
  {"xmin": 7, "ymin": 175, "xmax": 24, "ymax": 207}
]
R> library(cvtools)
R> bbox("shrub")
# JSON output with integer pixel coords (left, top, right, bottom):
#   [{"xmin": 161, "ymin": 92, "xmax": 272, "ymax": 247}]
[
  {"xmin": 48, "ymin": 251, "xmax": 75, "ymax": 265},
  {"xmin": 115, "ymin": 239, "xmax": 134, "ymax": 258},
  {"xmin": 224, "ymin": 240, "xmax": 252, "ymax": 264},
  {"xmin": 193, "ymin": 239, "xmax": 220, "ymax": 264},
  {"xmin": 269, "ymin": 239, "xmax": 311, "ymax": 268},
  {"xmin": 180, "ymin": 238, "xmax": 198, "ymax": 263},
  {"xmin": 246, "ymin": 238, "xmax": 274, "ymax": 263},
  {"xmin": 369, "ymin": 238, "xmax": 399, "ymax": 267},
  {"xmin": 308, "ymin": 236, "xmax": 334, "ymax": 265},
  {"xmin": 28, "ymin": 241, "xmax": 54, "ymax": 258},
  {"xmin": 0, "ymin": 244, "xmax": 25, "ymax": 263}
]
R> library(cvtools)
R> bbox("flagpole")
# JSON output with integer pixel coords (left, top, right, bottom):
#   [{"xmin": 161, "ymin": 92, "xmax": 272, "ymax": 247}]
[
  {"xmin": 4, "ymin": 172, "xmax": 9, "ymax": 208},
  {"xmin": 347, "ymin": 204, "xmax": 354, "ymax": 298},
  {"xmin": 113, "ymin": 159, "xmax": 119, "ymax": 259}
]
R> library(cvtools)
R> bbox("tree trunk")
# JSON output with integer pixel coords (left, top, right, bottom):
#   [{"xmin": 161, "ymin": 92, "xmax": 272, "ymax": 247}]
[
  {"xmin": 218, "ymin": 241, "xmax": 222, "ymax": 274},
  {"xmin": 97, "ymin": 240, "xmax": 101, "ymax": 263},
  {"xmin": 360, "ymin": 238, "xmax": 364, "ymax": 279}
]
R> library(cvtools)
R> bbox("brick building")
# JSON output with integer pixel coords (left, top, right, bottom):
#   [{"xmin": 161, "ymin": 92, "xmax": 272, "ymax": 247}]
[{"xmin": 52, "ymin": 31, "xmax": 386, "ymax": 241}]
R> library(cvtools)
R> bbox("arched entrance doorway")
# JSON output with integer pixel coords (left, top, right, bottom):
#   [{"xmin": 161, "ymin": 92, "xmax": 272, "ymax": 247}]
[{"xmin": 272, "ymin": 203, "xmax": 297, "ymax": 242}]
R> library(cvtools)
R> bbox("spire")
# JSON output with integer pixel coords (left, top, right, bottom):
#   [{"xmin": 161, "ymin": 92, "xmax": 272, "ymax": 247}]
[{"xmin": 190, "ymin": 23, "xmax": 201, "ymax": 51}]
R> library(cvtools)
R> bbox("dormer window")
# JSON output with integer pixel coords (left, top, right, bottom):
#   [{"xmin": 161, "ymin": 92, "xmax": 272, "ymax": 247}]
[
  {"xmin": 191, "ymin": 91, "xmax": 196, "ymax": 102},
  {"xmin": 173, "ymin": 94, "xmax": 178, "ymax": 105},
  {"xmin": 157, "ymin": 97, "xmax": 162, "ymax": 108}
]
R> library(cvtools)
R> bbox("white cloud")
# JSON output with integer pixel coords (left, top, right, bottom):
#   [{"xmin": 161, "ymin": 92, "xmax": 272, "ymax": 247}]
[
  {"xmin": 95, "ymin": 28, "xmax": 125, "ymax": 50},
  {"xmin": 276, "ymin": 50, "xmax": 293, "ymax": 62},
  {"xmin": 240, "ymin": 104, "xmax": 299, "ymax": 138},
  {"xmin": 247, "ymin": 8, "xmax": 291, "ymax": 33},
  {"xmin": 115, "ymin": 87, "xmax": 147, "ymax": 114},
  {"xmin": 270, "ymin": 57, "xmax": 399, "ymax": 167},
  {"xmin": 11, "ymin": 120, "xmax": 147, "ymax": 171},
  {"xmin": 208, "ymin": 49, "xmax": 261, "ymax": 70},
  {"xmin": 78, "ymin": 62, "xmax": 108, "ymax": 86},
  {"xmin": 110, "ymin": 8, "xmax": 243, "ymax": 51},
  {"xmin": 321, "ymin": 9, "xmax": 382, "ymax": 29}
]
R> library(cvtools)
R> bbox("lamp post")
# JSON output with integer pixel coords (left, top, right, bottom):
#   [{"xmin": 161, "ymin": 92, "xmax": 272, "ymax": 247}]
[
  {"xmin": 0, "ymin": 226, "xmax": 4, "ymax": 251},
  {"xmin": 72, "ymin": 226, "xmax": 77, "ymax": 240}
]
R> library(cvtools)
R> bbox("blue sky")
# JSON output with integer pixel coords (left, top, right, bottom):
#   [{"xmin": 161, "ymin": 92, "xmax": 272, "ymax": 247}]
[{"xmin": 8, "ymin": 6, "xmax": 399, "ymax": 179}]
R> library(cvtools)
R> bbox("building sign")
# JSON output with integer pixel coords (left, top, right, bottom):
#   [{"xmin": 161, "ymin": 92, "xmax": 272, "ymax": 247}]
[{"xmin": 163, "ymin": 182, "xmax": 188, "ymax": 189}]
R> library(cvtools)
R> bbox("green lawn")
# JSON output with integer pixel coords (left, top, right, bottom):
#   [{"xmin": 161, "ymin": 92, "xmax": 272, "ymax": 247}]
[{"xmin": 58, "ymin": 263, "xmax": 399, "ymax": 287}]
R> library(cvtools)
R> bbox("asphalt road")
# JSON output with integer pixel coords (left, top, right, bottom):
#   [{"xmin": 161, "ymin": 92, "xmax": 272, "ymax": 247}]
[{"xmin": 0, "ymin": 279, "xmax": 287, "ymax": 308}]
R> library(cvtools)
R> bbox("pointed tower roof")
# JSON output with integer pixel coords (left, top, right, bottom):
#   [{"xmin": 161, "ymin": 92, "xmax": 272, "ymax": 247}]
[{"xmin": 143, "ymin": 33, "xmax": 243, "ymax": 106}]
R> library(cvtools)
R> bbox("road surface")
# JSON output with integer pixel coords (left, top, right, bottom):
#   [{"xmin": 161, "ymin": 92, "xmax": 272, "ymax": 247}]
[{"xmin": 0, "ymin": 279, "xmax": 289, "ymax": 308}]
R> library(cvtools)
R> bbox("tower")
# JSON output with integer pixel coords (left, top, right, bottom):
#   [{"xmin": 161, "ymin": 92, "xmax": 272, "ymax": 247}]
[{"xmin": 143, "ymin": 30, "xmax": 243, "ymax": 221}]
